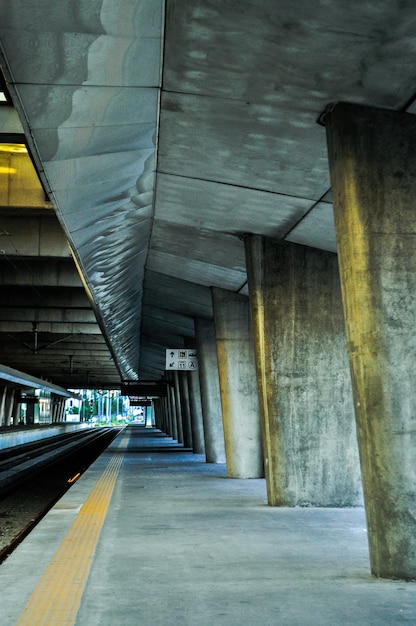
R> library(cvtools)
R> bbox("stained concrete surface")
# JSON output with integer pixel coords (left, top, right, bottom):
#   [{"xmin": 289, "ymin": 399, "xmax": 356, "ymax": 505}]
[{"xmin": 1, "ymin": 427, "xmax": 415, "ymax": 625}]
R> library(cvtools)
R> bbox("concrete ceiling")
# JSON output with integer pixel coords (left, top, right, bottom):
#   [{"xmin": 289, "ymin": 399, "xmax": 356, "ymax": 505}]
[{"xmin": 1, "ymin": 0, "xmax": 416, "ymax": 388}]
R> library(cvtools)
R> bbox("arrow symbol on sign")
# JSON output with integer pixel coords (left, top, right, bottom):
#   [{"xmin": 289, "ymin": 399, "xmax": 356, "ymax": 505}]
[{"xmin": 170, "ymin": 351, "xmax": 175, "ymax": 357}]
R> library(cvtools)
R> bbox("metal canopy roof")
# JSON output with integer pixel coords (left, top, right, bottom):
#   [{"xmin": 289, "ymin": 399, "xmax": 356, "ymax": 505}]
[
  {"xmin": 0, "ymin": 364, "xmax": 77, "ymax": 398},
  {"xmin": 0, "ymin": 1, "xmax": 415, "ymax": 387}
]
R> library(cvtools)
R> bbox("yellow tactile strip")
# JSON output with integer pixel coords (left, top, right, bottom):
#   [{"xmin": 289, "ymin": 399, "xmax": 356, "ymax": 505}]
[{"xmin": 16, "ymin": 440, "xmax": 125, "ymax": 626}]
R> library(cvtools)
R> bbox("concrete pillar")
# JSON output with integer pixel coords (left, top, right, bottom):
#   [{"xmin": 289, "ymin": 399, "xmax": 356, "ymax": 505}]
[
  {"xmin": 325, "ymin": 102, "xmax": 416, "ymax": 580},
  {"xmin": 187, "ymin": 369, "xmax": 205, "ymax": 455},
  {"xmin": 173, "ymin": 371, "xmax": 184, "ymax": 444},
  {"xmin": 51, "ymin": 396, "xmax": 59, "ymax": 423},
  {"xmin": 155, "ymin": 397, "xmax": 167, "ymax": 432},
  {"xmin": 12, "ymin": 393, "xmax": 21, "ymax": 425},
  {"xmin": 163, "ymin": 395, "xmax": 172, "ymax": 436},
  {"xmin": 168, "ymin": 380, "xmax": 178, "ymax": 441},
  {"xmin": 58, "ymin": 398, "xmax": 66, "ymax": 422},
  {"xmin": 178, "ymin": 372, "xmax": 193, "ymax": 449},
  {"xmin": 0, "ymin": 386, "xmax": 7, "ymax": 426},
  {"xmin": 153, "ymin": 398, "xmax": 160, "ymax": 429},
  {"xmin": 212, "ymin": 287, "xmax": 263, "ymax": 478},
  {"xmin": 4, "ymin": 388, "xmax": 15, "ymax": 426},
  {"xmin": 51, "ymin": 399, "xmax": 57, "ymax": 423},
  {"xmin": 159, "ymin": 398, "xmax": 166, "ymax": 431},
  {"xmin": 162, "ymin": 397, "xmax": 169, "ymax": 432},
  {"xmin": 185, "ymin": 338, "xmax": 205, "ymax": 455},
  {"xmin": 245, "ymin": 235, "xmax": 361, "ymax": 507},
  {"xmin": 194, "ymin": 318, "xmax": 226, "ymax": 463}
]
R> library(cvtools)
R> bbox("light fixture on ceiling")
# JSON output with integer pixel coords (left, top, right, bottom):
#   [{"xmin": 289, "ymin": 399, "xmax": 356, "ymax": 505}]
[{"xmin": 0, "ymin": 143, "xmax": 28, "ymax": 154}]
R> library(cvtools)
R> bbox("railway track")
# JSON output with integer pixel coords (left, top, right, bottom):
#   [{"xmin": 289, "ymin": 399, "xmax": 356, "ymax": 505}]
[{"xmin": 0, "ymin": 427, "xmax": 122, "ymax": 562}]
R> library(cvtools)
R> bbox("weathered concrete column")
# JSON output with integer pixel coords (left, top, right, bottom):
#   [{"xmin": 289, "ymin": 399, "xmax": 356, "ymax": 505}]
[
  {"xmin": 12, "ymin": 393, "xmax": 21, "ymax": 425},
  {"xmin": 212, "ymin": 287, "xmax": 263, "ymax": 478},
  {"xmin": 187, "ymin": 369, "xmax": 205, "ymax": 455},
  {"xmin": 58, "ymin": 398, "xmax": 66, "ymax": 422},
  {"xmin": 4, "ymin": 389, "xmax": 15, "ymax": 426},
  {"xmin": 153, "ymin": 398, "xmax": 160, "ymax": 430},
  {"xmin": 173, "ymin": 371, "xmax": 184, "ymax": 444},
  {"xmin": 165, "ymin": 395, "xmax": 172, "ymax": 434},
  {"xmin": 161, "ymin": 397, "xmax": 168, "ymax": 432},
  {"xmin": 4, "ymin": 387, "xmax": 16, "ymax": 426},
  {"xmin": 51, "ymin": 398, "xmax": 58, "ymax": 423},
  {"xmin": 194, "ymin": 318, "xmax": 226, "ymax": 463},
  {"xmin": 51, "ymin": 396, "xmax": 60, "ymax": 424},
  {"xmin": 166, "ymin": 393, "xmax": 176, "ymax": 437},
  {"xmin": 185, "ymin": 338, "xmax": 205, "ymax": 454},
  {"xmin": 3, "ymin": 387, "xmax": 15, "ymax": 426},
  {"xmin": 245, "ymin": 235, "xmax": 361, "ymax": 507},
  {"xmin": 325, "ymin": 102, "xmax": 416, "ymax": 580},
  {"xmin": 158, "ymin": 396, "xmax": 169, "ymax": 433},
  {"xmin": 0, "ymin": 386, "xmax": 7, "ymax": 426},
  {"xmin": 168, "ymin": 377, "xmax": 178, "ymax": 441},
  {"xmin": 178, "ymin": 372, "xmax": 193, "ymax": 449}
]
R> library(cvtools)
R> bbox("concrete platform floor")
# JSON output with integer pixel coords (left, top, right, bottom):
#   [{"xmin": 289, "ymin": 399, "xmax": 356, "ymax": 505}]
[{"xmin": 0, "ymin": 426, "xmax": 415, "ymax": 625}]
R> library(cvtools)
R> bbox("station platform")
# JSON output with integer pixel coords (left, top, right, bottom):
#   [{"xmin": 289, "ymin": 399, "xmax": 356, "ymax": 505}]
[
  {"xmin": 0, "ymin": 422, "xmax": 91, "ymax": 450},
  {"xmin": 0, "ymin": 425, "xmax": 415, "ymax": 626}
]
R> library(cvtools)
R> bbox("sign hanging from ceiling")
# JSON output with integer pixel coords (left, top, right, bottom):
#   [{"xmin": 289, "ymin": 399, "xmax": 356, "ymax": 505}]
[{"xmin": 165, "ymin": 349, "xmax": 198, "ymax": 371}]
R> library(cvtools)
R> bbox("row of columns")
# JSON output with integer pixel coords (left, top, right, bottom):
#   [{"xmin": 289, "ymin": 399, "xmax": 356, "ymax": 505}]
[
  {"xmin": 0, "ymin": 387, "xmax": 67, "ymax": 426},
  {"xmin": 157, "ymin": 103, "xmax": 416, "ymax": 580},
  {"xmin": 154, "ymin": 242, "xmax": 361, "ymax": 501}
]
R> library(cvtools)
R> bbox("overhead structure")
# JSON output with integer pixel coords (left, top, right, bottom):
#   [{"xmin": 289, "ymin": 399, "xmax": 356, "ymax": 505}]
[
  {"xmin": 1, "ymin": 1, "xmax": 416, "ymax": 387},
  {"xmin": 0, "ymin": 363, "xmax": 77, "ymax": 398}
]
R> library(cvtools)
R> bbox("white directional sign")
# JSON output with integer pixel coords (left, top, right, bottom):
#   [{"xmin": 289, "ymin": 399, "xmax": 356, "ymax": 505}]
[{"xmin": 165, "ymin": 349, "xmax": 198, "ymax": 371}]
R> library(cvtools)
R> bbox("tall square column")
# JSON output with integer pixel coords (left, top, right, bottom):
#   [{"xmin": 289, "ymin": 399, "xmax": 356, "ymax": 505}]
[
  {"xmin": 325, "ymin": 102, "xmax": 416, "ymax": 579},
  {"xmin": 212, "ymin": 287, "xmax": 263, "ymax": 478},
  {"xmin": 187, "ymin": 369, "xmax": 205, "ymax": 455},
  {"xmin": 0, "ymin": 386, "xmax": 7, "ymax": 426},
  {"xmin": 195, "ymin": 318, "xmax": 226, "ymax": 463},
  {"xmin": 245, "ymin": 235, "xmax": 361, "ymax": 507}
]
